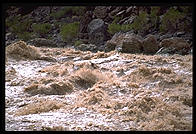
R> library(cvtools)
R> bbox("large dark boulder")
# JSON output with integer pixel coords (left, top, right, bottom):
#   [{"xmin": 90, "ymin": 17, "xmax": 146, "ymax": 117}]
[
  {"xmin": 160, "ymin": 37, "xmax": 190, "ymax": 50},
  {"xmin": 142, "ymin": 34, "xmax": 159, "ymax": 54},
  {"xmin": 105, "ymin": 32, "xmax": 143, "ymax": 53},
  {"xmin": 105, "ymin": 32, "xmax": 124, "ymax": 52},
  {"xmin": 157, "ymin": 37, "xmax": 191, "ymax": 55},
  {"xmin": 87, "ymin": 19, "xmax": 109, "ymax": 46},
  {"xmin": 121, "ymin": 33, "xmax": 143, "ymax": 53}
]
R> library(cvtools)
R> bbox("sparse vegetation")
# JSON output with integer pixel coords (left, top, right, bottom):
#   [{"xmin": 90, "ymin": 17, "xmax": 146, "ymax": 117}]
[
  {"xmin": 108, "ymin": 22, "xmax": 122, "ymax": 35},
  {"xmin": 149, "ymin": 6, "xmax": 160, "ymax": 31},
  {"xmin": 17, "ymin": 32, "xmax": 33, "ymax": 41},
  {"xmin": 50, "ymin": 9, "xmax": 67, "ymax": 19},
  {"xmin": 71, "ymin": 6, "xmax": 86, "ymax": 16},
  {"xmin": 50, "ymin": 6, "xmax": 85, "ymax": 19},
  {"xmin": 74, "ymin": 40, "xmax": 83, "ymax": 46},
  {"xmin": 108, "ymin": 21, "xmax": 132, "ymax": 35},
  {"xmin": 60, "ymin": 22, "xmax": 80, "ymax": 42},
  {"xmin": 108, "ymin": 6, "xmax": 191, "ymax": 35},
  {"xmin": 108, "ymin": 11, "xmax": 150, "ymax": 35},
  {"xmin": 160, "ymin": 7, "xmax": 185, "ymax": 32},
  {"xmin": 130, "ymin": 11, "xmax": 148, "ymax": 32},
  {"xmin": 6, "ymin": 16, "xmax": 32, "ymax": 33},
  {"xmin": 6, "ymin": 16, "xmax": 33, "ymax": 40},
  {"xmin": 32, "ymin": 23, "xmax": 52, "ymax": 37}
]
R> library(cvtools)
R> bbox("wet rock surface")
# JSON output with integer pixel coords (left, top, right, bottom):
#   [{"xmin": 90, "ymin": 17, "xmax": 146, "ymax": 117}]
[{"xmin": 5, "ymin": 41, "xmax": 192, "ymax": 131}]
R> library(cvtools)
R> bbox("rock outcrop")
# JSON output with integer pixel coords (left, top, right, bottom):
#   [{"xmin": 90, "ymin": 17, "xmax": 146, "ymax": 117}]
[
  {"xmin": 5, "ymin": 6, "xmax": 192, "ymax": 55},
  {"xmin": 105, "ymin": 32, "xmax": 126, "ymax": 52},
  {"xmin": 105, "ymin": 32, "xmax": 143, "ymax": 53},
  {"xmin": 121, "ymin": 33, "xmax": 143, "ymax": 53},
  {"xmin": 87, "ymin": 19, "xmax": 109, "ymax": 46},
  {"xmin": 160, "ymin": 37, "xmax": 191, "ymax": 50},
  {"xmin": 142, "ymin": 34, "xmax": 159, "ymax": 54},
  {"xmin": 157, "ymin": 37, "xmax": 191, "ymax": 55},
  {"xmin": 79, "ymin": 11, "xmax": 93, "ymax": 34},
  {"xmin": 93, "ymin": 6, "xmax": 108, "ymax": 19}
]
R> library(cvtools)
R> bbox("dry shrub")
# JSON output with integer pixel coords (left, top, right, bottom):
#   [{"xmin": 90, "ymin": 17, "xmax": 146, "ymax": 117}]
[
  {"xmin": 70, "ymin": 68, "xmax": 107, "ymax": 90},
  {"xmin": 81, "ymin": 53, "xmax": 94, "ymax": 60},
  {"xmin": 15, "ymin": 99, "xmax": 63, "ymax": 116},
  {"xmin": 121, "ymin": 53, "xmax": 140, "ymax": 60},
  {"xmin": 105, "ymin": 50, "xmax": 116, "ymax": 57},
  {"xmin": 24, "ymin": 81, "xmax": 73, "ymax": 95},
  {"xmin": 144, "ymin": 55, "xmax": 169, "ymax": 64},
  {"xmin": 178, "ymin": 61, "xmax": 192, "ymax": 70},
  {"xmin": 6, "ymin": 41, "xmax": 41, "ymax": 60},
  {"xmin": 177, "ymin": 55, "xmax": 192, "ymax": 71}
]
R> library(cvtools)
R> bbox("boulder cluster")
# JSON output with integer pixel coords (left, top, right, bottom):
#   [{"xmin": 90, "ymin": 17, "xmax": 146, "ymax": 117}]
[
  {"xmin": 105, "ymin": 32, "xmax": 191, "ymax": 55},
  {"xmin": 5, "ymin": 6, "xmax": 192, "ymax": 55}
]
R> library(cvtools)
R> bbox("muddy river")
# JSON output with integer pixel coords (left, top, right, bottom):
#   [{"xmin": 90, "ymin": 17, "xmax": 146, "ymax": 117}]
[{"xmin": 5, "ymin": 41, "xmax": 192, "ymax": 131}]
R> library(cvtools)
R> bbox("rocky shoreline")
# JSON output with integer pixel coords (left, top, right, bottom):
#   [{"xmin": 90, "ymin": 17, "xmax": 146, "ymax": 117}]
[{"xmin": 5, "ymin": 6, "xmax": 192, "ymax": 55}]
